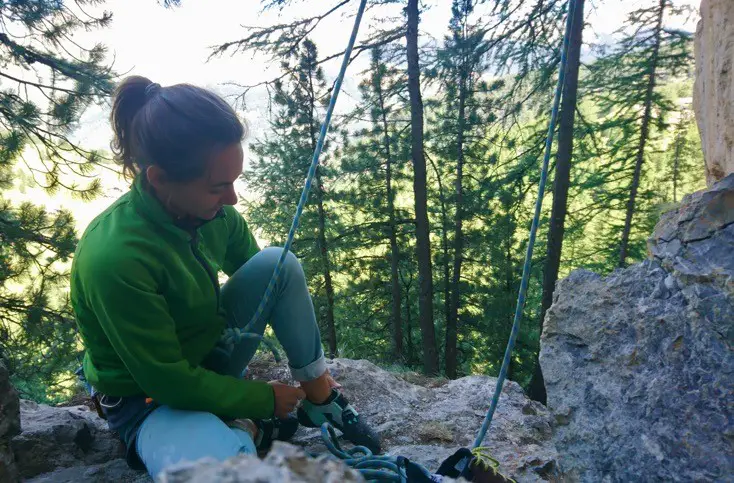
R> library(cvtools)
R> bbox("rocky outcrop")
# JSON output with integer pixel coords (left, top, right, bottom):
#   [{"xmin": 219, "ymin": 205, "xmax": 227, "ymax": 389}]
[
  {"xmin": 10, "ymin": 358, "xmax": 560, "ymax": 482},
  {"xmin": 159, "ymin": 441, "xmax": 364, "ymax": 483},
  {"xmin": 12, "ymin": 400, "xmax": 129, "ymax": 480},
  {"xmin": 648, "ymin": 173, "xmax": 734, "ymax": 295},
  {"xmin": 693, "ymin": 0, "xmax": 734, "ymax": 184},
  {"xmin": 539, "ymin": 175, "xmax": 734, "ymax": 482},
  {"xmin": 253, "ymin": 358, "xmax": 560, "ymax": 481},
  {"xmin": 1, "ymin": 357, "xmax": 21, "ymax": 483}
]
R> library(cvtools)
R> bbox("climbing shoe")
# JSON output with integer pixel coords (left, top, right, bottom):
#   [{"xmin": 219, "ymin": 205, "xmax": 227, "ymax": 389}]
[
  {"xmin": 254, "ymin": 415, "xmax": 300, "ymax": 452},
  {"xmin": 297, "ymin": 388, "xmax": 382, "ymax": 454},
  {"xmin": 227, "ymin": 415, "xmax": 300, "ymax": 453}
]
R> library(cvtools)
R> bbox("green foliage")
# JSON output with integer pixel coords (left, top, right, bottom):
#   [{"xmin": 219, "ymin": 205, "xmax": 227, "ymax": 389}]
[
  {"xmin": 568, "ymin": 0, "xmax": 700, "ymax": 270},
  {"xmin": 2, "ymin": 0, "xmax": 708, "ymax": 403},
  {"xmin": 0, "ymin": 0, "xmax": 114, "ymax": 401},
  {"xmin": 335, "ymin": 46, "xmax": 417, "ymax": 363},
  {"xmin": 222, "ymin": 0, "xmax": 705, "ymax": 386}
]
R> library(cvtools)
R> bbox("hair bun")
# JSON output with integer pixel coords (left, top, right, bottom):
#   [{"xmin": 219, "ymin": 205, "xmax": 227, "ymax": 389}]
[{"xmin": 145, "ymin": 82, "xmax": 162, "ymax": 100}]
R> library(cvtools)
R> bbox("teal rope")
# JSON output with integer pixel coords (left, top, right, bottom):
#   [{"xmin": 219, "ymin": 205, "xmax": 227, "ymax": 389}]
[
  {"xmin": 317, "ymin": 423, "xmax": 436, "ymax": 482},
  {"xmin": 217, "ymin": 0, "xmax": 577, "ymax": 476},
  {"xmin": 473, "ymin": 0, "xmax": 578, "ymax": 449},
  {"xmin": 221, "ymin": 0, "xmax": 368, "ymax": 348}
]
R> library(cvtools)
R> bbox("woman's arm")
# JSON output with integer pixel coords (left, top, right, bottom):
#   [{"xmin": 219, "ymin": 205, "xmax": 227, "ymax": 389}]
[
  {"xmin": 222, "ymin": 205, "xmax": 260, "ymax": 276},
  {"xmin": 82, "ymin": 253, "xmax": 274, "ymax": 420}
]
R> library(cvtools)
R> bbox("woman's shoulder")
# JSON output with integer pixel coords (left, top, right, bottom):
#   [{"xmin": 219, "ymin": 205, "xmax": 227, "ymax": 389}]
[{"xmin": 74, "ymin": 192, "xmax": 158, "ymax": 267}]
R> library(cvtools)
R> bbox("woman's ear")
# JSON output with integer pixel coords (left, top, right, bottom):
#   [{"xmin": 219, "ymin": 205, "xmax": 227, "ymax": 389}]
[{"xmin": 146, "ymin": 164, "xmax": 168, "ymax": 191}]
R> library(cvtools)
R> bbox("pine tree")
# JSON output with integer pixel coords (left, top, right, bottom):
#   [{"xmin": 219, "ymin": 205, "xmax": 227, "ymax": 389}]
[
  {"xmin": 584, "ymin": 0, "xmax": 692, "ymax": 267},
  {"xmin": 406, "ymin": 0, "xmax": 439, "ymax": 376},
  {"xmin": 528, "ymin": 0, "xmax": 586, "ymax": 404},
  {"xmin": 428, "ymin": 0, "xmax": 490, "ymax": 378},
  {"xmin": 0, "ymin": 1, "xmax": 113, "ymax": 401},
  {"xmin": 666, "ymin": 105, "xmax": 701, "ymax": 203},
  {"xmin": 243, "ymin": 39, "xmax": 340, "ymax": 357},
  {"xmin": 338, "ymin": 47, "xmax": 413, "ymax": 362}
]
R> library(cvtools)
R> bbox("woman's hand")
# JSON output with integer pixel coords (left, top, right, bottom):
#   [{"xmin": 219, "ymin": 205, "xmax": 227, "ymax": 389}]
[{"xmin": 268, "ymin": 381, "xmax": 306, "ymax": 418}]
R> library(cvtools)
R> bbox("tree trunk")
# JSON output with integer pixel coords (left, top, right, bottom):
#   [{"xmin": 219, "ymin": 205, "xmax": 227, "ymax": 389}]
[
  {"xmin": 427, "ymin": 154, "xmax": 452, "ymax": 374},
  {"xmin": 307, "ymin": 71, "xmax": 338, "ymax": 358},
  {"xmin": 406, "ymin": 0, "xmax": 439, "ymax": 375},
  {"xmin": 403, "ymin": 271, "xmax": 415, "ymax": 365},
  {"xmin": 528, "ymin": 0, "xmax": 585, "ymax": 404},
  {"xmin": 671, "ymin": 114, "xmax": 687, "ymax": 203},
  {"xmin": 618, "ymin": 0, "xmax": 665, "ymax": 267},
  {"xmin": 445, "ymin": 43, "xmax": 469, "ymax": 380},
  {"xmin": 376, "ymin": 79, "xmax": 404, "ymax": 361},
  {"xmin": 314, "ymin": 173, "xmax": 338, "ymax": 358}
]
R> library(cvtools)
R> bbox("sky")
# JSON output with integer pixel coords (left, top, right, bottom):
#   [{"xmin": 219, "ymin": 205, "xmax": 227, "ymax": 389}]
[
  {"xmin": 5, "ymin": 0, "xmax": 702, "ymax": 237},
  {"xmin": 70, "ymin": 0, "xmax": 700, "ymax": 149}
]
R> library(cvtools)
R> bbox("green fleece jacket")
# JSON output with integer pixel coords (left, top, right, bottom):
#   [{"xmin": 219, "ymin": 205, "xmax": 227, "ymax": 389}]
[{"xmin": 70, "ymin": 177, "xmax": 275, "ymax": 420}]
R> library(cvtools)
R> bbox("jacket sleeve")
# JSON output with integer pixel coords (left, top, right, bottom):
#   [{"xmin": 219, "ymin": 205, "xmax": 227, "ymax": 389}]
[
  {"xmin": 83, "ymin": 253, "xmax": 274, "ymax": 420},
  {"xmin": 222, "ymin": 206, "xmax": 261, "ymax": 276}
]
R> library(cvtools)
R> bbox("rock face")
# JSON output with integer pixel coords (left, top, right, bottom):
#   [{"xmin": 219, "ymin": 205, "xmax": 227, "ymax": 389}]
[
  {"xmin": 649, "ymin": 173, "xmax": 734, "ymax": 296},
  {"xmin": 12, "ymin": 358, "xmax": 560, "ymax": 482},
  {"xmin": 1, "ymin": 357, "xmax": 21, "ymax": 483},
  {"xmin": 12, "ymin": 400, "xmax": 129, "ymax": 479},
  {"xmin": 251, "ymin": 358, "xmax": 561, "ymax": 482},
  {"xmin": 539, "ymin": 175, "xmax": 734, "ymax": 482},
  {"xmin": 694, "ymin": 0, "xmax": 734, "ymax": 184},
  {"xmin": 159, "ymin": 441, "xmax": 364, "ymax": 483}
]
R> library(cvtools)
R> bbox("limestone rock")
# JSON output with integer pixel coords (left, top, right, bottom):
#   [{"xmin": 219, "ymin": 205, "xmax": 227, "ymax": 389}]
[
  {"xmin": 16, "ymin": 358, "xmax": 558, "ymax": 482},
  {"xmin": 648, "ymin": 173, "xmax": 734, "ymax": 298},
  {"xmin": 540, "ymin": 177, "xmax": 734, "ymax": 482},
  {"xmin": 25, "ymin": 459, "xmax": 150, "ymax": 483},
  {"xmin": 250, "ymin": 357, "xmax": 561, "ymax": 482},
  {"xmin": 159, "ymin": 442, "xmax": 364, "ymax": 483},
  {"xmin": 693, "ymin": 0, "xmax": 734, "ymax": 184},
  {"xmin": 11, "ymin": 400, "xmax": 127, "ymax": 479},
  {"xmin": 0, "ymin": 357, "xmax": 21, "ymax": 483}
]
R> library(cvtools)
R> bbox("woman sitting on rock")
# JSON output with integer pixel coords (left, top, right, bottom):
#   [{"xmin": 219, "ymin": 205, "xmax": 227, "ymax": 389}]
[{"xmin": 70, "ymin": 76, "xmax": 381, "ymax": 479}]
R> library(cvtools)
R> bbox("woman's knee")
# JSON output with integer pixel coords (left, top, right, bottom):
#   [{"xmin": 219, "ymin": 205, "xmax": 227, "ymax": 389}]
[
  {"xmin": 254, "ymin": 247, "xmax": 304, "ymax": 281},
  {"xmin": 261, "ymin": 246, "xmax": 299, "ymax": 267},
  {"xmin": 135, "ymin": 406, "xmax": 255, "ymax": 478}
]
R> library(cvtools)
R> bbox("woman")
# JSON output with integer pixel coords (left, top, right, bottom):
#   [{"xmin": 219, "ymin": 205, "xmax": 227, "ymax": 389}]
[{"xmin": 70, "ymin": 76, "xmax": 381, "ymax": 479}]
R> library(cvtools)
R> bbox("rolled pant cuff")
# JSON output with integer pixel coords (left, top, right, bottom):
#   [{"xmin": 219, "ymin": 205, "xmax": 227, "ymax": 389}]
[{"xmin": 289, "ymin": 352, "xmax": 327, "ymax": 382}]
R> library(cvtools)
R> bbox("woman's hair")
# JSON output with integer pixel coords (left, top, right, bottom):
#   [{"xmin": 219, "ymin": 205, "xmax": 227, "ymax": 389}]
[{"xmin": 110, "ymin": 75, "xmax": 246, "ymax": 182}]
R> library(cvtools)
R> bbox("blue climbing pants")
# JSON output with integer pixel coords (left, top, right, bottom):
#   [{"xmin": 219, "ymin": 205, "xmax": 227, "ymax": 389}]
[{"xmin": 134, "ymin": 247, "xmax": 326, "ymax": 478}]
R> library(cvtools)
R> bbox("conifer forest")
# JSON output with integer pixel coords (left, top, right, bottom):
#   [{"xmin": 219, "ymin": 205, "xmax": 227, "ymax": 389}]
[{"xmin": 0, "ymin": 0, "xmax": 705, "ymax": 404}]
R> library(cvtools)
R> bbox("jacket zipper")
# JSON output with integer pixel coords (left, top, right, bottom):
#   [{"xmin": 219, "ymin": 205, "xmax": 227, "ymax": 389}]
[{"xmin": 190, "ymin": 232, "xmax": 221, "ymax": 311}]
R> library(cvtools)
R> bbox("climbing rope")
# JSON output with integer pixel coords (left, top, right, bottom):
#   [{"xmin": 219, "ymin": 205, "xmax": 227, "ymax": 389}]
[
  {"xmin": 69, "ymin": 0, "xmax": 578, "ymax": 480},
  {"xmin": 472, "ymin": 0, "xmax": 577, "ymax": 449},
  {"xmin": 221, "ymin": 0, "xmax": 369, "ymax": 348},
  {"xmin": 219, "ymin": 0, "xmax": 578, "ymax": 479},
  {"xmin": 317, "ymin": 424, "xmax": 412, "ymax": 482}
]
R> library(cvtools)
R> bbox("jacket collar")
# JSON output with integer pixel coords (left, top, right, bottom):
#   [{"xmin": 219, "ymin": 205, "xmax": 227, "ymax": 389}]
[{"xmin": 130, "ymin": 175, "xmax": 225, "ymax": 242}]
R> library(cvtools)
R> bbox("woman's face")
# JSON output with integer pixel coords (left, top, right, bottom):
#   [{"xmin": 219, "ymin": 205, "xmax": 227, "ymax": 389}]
[{"xmin": 148, "ymin": 143, "xmax": 244, "ymax": 221}]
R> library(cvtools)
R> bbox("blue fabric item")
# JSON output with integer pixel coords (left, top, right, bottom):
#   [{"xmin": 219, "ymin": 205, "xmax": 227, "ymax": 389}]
[
  {"xmin": 220, "ymin": 247, "xmax": 326, "ymax": 382},
  {"xmin": 101, "ymin": 246, "xmax": 326, "ymax": 478},
  {"xmin": 134, "ymin": 406, "xmax": 257, "ymax": 479}
]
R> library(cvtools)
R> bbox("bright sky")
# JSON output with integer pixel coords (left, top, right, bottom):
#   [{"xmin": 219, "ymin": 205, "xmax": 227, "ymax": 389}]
[{"xmin": 5, "ymin": 0, "xmax": 702, "ymax": 236}]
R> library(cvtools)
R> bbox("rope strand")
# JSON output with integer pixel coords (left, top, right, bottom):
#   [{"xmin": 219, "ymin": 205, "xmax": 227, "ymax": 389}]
[
  {"xmin": 473, "ymin": 0, "xmax": 578, "ymax": 449},
  {"xmin": 221, "ymin": 0, "xmax": 369, "ymax": 347}
]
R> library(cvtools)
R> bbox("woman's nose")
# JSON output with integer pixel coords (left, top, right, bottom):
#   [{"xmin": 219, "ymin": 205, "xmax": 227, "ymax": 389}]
[{"xmin": 222, "ymin": 186, "xmax": 238, "ymax": 206}]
